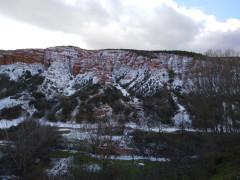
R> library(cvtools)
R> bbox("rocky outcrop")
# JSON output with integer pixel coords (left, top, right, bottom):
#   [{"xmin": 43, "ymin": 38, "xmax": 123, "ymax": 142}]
[
  {"xmin": 0, "ymin": 46, "xmax": 192, "ymax": 87},
  {"xmin": 1, "ymin": 46, "xmax": 240, "ymax": 130},
  {"xmin": 1, "ymin": 46, "xmax": 239, "ymax": 97},
  {"xmin": 0, "ymin": 49, "xmax": 44, "ymax": 65}
]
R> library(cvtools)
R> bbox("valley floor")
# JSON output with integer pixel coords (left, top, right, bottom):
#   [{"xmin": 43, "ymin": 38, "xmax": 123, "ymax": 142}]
[{"xmin": 0, "ymin": 119, "xmax": 240, "ymax": 180}]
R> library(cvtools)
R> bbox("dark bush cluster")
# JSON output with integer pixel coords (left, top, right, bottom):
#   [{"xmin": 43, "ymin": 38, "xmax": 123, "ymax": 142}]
[
  {"xmin": 10, "ymin": 120, "xmax": 59, "ymax": 178},
  {"xmin": 0, "ymin": 73, "xmax": 44, "ymax": 99},
  {"xmin": 0, "ymin": 105, "xmax": 23, "ymax": 120},
  {"xmin": 143, "ymin": 89, "xmax": 177, "ymax": 124}
]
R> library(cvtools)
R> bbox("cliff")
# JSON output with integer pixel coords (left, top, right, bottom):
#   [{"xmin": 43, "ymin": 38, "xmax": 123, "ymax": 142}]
[
  {"xmin": 0, "ymin": 46, "xmax": 240, "ymax": 131},
  {"xmin": 0, "ymin": 46, "xmax": 197, "ymax": 93}
]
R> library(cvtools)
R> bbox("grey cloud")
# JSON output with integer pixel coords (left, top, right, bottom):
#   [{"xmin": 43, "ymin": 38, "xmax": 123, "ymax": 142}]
[
  {"xmin": 191, "ymin": 30, "xmax": 240, "ymax": 52},
  {"xmin": 0, "ymin": 0, "xmax": 110, "ymax": 33},
  {"xmin": 76, "ymin": 2, "xmax": 201, "ymax": 50},
  {"xmin": 0, "ymin": 0, "xmax": 239, "ymax": 52},
  {"xmin": 139, "ymin": 5, "xmax": 201, "ymax": 49}
]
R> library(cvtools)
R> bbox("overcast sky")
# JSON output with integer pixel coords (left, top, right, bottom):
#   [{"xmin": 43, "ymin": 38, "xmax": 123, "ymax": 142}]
[{"xmin": 0, "ymin": 0, "xmax": 240, "ymax": 52}]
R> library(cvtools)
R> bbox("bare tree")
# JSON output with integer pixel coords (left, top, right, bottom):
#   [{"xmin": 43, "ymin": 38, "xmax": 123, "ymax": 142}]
[
  {"xmin": 8, "ymin": 119, "xmax": 59, "ymax": 178},
  {"xmin": 205, "ymin": 48, "xmax": 240, "ymax": 57}
]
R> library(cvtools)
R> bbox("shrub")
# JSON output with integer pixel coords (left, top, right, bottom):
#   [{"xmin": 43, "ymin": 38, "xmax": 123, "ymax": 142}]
[
  {"xmin": 168, "ymin": 69, "xmax": 175, "ymax": 80},
  {"xmin": 102, "ymin": 86, "xmax": 129, "ymax": 104},
  {"xmin": 47, "ymin": 111, "xmax": 58, "ymax": 122},
  {"xmin": 60, "ymin": 97, "xmax": 78, "ymax": 119},
  {"xmin": 0, "ymin": 74, "xmax": 22, "ymax": 98},
  {"xmin": 23, "ymin": 70, "xmax": 32, "ymax": 79},
  {"xmin": 29, "ymin": 98, "xmax": 53, "ymax": 111},
  {"xmin": 32, "ymin": 92, "xmax": 45, "ymax": 99},
  {"xmin": 0, "ymin": 105, "xmax": 23, "ymax": 119},
  {"xmin": 112, "ymin": 100, "xmax": 125, "ymax": 114},
  {"xmin": 143, "ymin": 89, "xmax": 177, "ymax": 124},
  {"xmin": 33, "ymin": 111, "xmax": 45, "ymax": 118},
  {"xmin": 0, "ymin": 74, "xmax": 44, "ymax": 99},
  {"xmin": 76, "ymin": 103, "xmax": 95, "ymax": 123},
  {"xmin": 24, "ymin": 75, "xmax": 44, "ymax": 91},
  {"xmin": 10, "ymin": 120, "xmax": 59, "ymax": 178},
  {"xmin": 0, "ymin": 73, "xmax": 11, "ymax": 90}
]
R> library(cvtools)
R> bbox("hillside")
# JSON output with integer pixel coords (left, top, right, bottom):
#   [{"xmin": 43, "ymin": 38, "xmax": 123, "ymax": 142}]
[
  {"xmin": 0, "ymin": 46, "xmax": 240, "ymax": 179},
  {"xmin": 0, "ymin": 46, "xmax": 239, "ymax": 131}
]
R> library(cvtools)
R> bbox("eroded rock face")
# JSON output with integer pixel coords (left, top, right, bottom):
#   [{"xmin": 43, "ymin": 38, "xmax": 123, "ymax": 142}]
[
  {"xmin": 0, "ymin": 49, "xmax": 45, "ymax": 65},
  {"xmin": 0, "ymin": 47, "xmax": 190, "ymax": 80},
  {"xmin": 0, "ymin": 46, "xmax": 202, "ymax": 96},
  {"xmin": 1, "ymin": 46, "xmax": 240, "ymax": 129},
  {"xmin": 3, "ymin": 46, "xmax": 238, "ymax": 97}
]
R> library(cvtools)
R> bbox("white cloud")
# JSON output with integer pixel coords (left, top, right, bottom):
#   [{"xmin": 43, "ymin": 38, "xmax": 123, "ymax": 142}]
[
  {"xmin": 0, "ymin": 16, "xmax": 87, "ymax": 50},
  {"xmin": 0, "ymin": 0, "xmax": 239, "ymax": 52}
]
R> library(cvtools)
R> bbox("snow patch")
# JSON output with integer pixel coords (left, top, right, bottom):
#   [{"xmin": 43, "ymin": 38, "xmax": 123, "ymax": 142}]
[
  {"xmin": 0, "ymin": 117, "xmax": 24, "ymax": 129},
  {"xmin": 47, "ymin": 157, "xmax": 73, "ymax": 177},
  {"xmin": 114, "ymin": 83, "xmax": 130, "ymax": 97},
  {"xmin": 0, "ymin": 94, "xmax": 36, "ymax": 116},
  {"xmin": 0, "ymin": 97, "xmax": 23, "ymax": 110},
  {"xmin": 40, "ymin": 119, "xmax": 98, "ymax": 129},
  {"xmin": 41, "ymin": 59, "xmax": 72, "ymax": 97},
  {"xmin": 172, "ymin": 94, "xmax": 191, "ymax": 127},
  {"xmin": 0, "ymin": 63, "xmax": 44, "ymax": 80},
  {"xmin": 125, "ymin": 122, "xmax": 196, "ymax": 133},
  {"xmin": 91, "ymin": 154, "xmax": 169, "ymax": 162},
  {"xmin": 84, "ymin": 163, "xmax": 102, "ymax": 172}
]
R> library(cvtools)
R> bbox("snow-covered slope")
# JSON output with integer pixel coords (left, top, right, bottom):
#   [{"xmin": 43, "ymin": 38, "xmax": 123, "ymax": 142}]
[
  {"xmin": 0, "ymin": 46, "xmax": 202, "ymax": 97},
  {"xmin": 0, "ymin": 62, "xmax": 44, "ymax": 81},
  {"xmin": 0, "ymin": 46, "xmax": 239, "ymax": 131}
]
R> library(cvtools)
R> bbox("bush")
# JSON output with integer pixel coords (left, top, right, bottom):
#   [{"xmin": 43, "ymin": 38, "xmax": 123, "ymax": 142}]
[
  {"xmin": 102, "ymin": 86, "xmax": 129, "ymax": 104},
  {"xmin": 0, "ymin": 74, "xmax": 22, "ymax": 99},
  {"xmin": 32, "ymin": 92, "xmax": 45, "ymax": 99},
  {"xmin": 29, "ymin": 98, "xmax": 53, "ymax": 111},
  {"xmin": 143, "ymin": 89, "xmax": 177, "ymax": 124},
  {"xmin": 0, "ymin": 105, "xmax": 23, "ymax": 119},
  {"xmin": 60, "ymin": 97, "xmax": 78, "ymax": 120},
  {"xmin": 47, "ymin": 111, "xmax": 58, "ymax": 122},
  {"xmin": 23, "ymin": 70, "xmax": 32, "ymax": 79},
  {"xmin": 0, "ymin": 74, "xmax": 44, "ymax": 99},
  {"xmin": 76, "ymin": 103, "xmax": 95, "ymax": 123},
  {"xmin": 10, "ymin": 120, "xmax": 59, "ymax": 178},
  {"xmin": 0, "ymin": 73, "xmax": 11, "ymax": 90},
  {"xmin": 168, "ymin": 69, "xmax": 175, "ymax": 80},
  {"xmin": 33, "ymin": 110, "xmax": 45, "ymax": 118},
  {"xmin": 23, "ymin": 75, "xmax": 44, "ymax": 92}
]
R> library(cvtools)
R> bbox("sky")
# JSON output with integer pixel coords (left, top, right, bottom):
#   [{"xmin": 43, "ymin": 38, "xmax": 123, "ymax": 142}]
[
  {"xmin": 175, "ymin": 0, "xmax": 239, "ymax": 20},
  {"xmin": 0, "ymin": 0, "xmax": 239, "ymax": 52}
]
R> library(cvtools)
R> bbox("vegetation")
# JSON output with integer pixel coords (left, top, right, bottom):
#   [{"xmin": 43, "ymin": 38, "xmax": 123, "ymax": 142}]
[
  {"xmin": 143, "ymin": 89, "xmax": 177, "ymax": 125},
  {"xmin": 44, "ymin": 84, "xmax": 135, "ymax": 123},
  {"xmin": 205, "ymin": 48, "xmax": 240, "ymax": 57},
  {"xmin": 0, "ymin": 120, "xmax": 59, "ymax": 179},
  {"xmin": 179, "ymin": 57, "xmax": 240, "ymax": 131},
  {"xmin": 1, "ymin": 49, "xmax": 240, "ymax": 179},
  {"xmin": 69, "ymin": 130, "xmax": 240, "ymax": 180},
  {"xmin": 104, "ymin": 49, "xmax": 204, "ymax": 58},
  {"xmin": 71, "ymin": 155, "xmax": 164, "ymax": 180},
  {"xmin": 0, "ymin": 73, "xmax": 44, "ymax": 99},
  {"xmin": 1, "ymin": 123, "xmax": 240, "ymax": 179},
  {"xmin": 181, "ymin": 94, "xmax": 240, "ymax": 131},
  {"xmin": 168, "ymin": 69, "xmax": 175, "ymax": 83},
  {"xmin": 0, "ymin": 105, "xmax": 23, "ymax": 119}
]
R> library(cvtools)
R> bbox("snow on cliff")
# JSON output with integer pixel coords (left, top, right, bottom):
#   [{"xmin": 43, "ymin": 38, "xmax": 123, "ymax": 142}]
[
  {"xmin": 0, "ymin": 63, "xmax": 44, "ymax": 80},
  {"xmin": 0, "ymin": 47, "xmax": 196, "ymax": 127}
]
